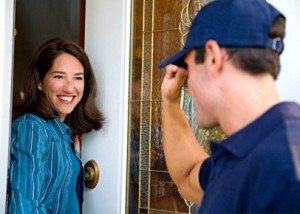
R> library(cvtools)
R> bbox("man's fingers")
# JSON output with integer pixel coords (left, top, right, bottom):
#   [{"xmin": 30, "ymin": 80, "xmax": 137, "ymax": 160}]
[
  {"xmin": 165, "ymin": 64, "xmax": 179, "ymax": 79},
  {"xmin": 165, "ymin": 64, "xmax": 187, "ymax": 83},
  {"xmin": 161, "ymin": 64, "xmax": 188, "ymax": 103}
]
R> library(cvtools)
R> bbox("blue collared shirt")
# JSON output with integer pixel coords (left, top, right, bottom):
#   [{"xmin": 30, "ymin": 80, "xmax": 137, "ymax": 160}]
[
  {"xmin": 199, "ymin": 102, "xmax": 300, "ymax": 213},
  {"xmin": 8, "ymin": 113, "xmax": 83, "ymax": 214}
]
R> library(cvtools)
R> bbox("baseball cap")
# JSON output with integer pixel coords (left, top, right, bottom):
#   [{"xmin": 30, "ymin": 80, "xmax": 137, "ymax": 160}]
[{"xmin": 158, "ymin": 0, "xmax": 285, "ymax": 69}]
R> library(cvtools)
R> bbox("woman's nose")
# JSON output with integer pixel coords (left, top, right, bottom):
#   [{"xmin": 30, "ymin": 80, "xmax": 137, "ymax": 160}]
[{"xmin": 63, "ymin": 79, "xmax": 75, "ymax": 92}]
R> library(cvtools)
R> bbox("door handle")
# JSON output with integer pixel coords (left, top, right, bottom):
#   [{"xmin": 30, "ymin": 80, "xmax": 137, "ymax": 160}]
[{"xmin": 84, "ymin": 160, "xmax": 100, "ymax": 189}]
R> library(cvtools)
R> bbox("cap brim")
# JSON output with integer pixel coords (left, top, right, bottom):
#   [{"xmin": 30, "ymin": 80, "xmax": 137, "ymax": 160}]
[{"xmin": 158, "ymin": 48, "xmax": 191, "ymax": 69}]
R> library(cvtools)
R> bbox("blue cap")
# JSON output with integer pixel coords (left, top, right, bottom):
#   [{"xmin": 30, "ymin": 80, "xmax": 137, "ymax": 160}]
[{"xmin": 158, "ymin": 0, "xmax": 285, "ymax": 69}]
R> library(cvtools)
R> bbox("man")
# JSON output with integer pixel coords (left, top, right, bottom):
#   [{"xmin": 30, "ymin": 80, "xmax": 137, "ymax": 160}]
[{"xmin": 159, "ymin": 0, "xmax": 300, "ymax": 212}]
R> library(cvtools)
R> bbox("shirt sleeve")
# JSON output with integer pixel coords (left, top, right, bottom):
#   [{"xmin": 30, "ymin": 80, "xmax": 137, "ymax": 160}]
[
  {"xmin": 8, "ymin": 119, "xmax": 50, "ymax": 214},
  {"xmin": 199, "ymin": 157, "xmax": 212, "ymax": 191}
]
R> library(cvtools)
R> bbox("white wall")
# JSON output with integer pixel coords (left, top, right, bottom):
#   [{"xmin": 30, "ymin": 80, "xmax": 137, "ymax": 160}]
[
  {"xmin": 269, "ymin": 0, "xmax": 300, "ymax": 103},
  {"xmin": 0, "ymin": 0, "xmax": 14, "ymax": 213}
]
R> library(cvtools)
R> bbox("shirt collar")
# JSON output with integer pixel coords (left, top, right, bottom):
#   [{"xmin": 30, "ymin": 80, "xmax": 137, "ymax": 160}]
[
  {"xmin": 47, "ymin": 117, "xmax": 72, "ymax": 141},
  {"xmin": 210, "ymin": 102, "xmax": 300, "ymax": 159}
]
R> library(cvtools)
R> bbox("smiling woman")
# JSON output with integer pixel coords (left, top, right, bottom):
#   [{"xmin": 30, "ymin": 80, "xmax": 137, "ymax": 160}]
[
  {"xmin": 8, "ymin": 38, "xmax": 104, "ymax": 214},
  {"xmin": 38, "ymin": 53, "xmax": 85, "ymax": 122}
]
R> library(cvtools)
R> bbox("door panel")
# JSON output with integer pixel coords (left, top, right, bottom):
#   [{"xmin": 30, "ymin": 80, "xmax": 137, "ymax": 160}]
[
  {"xmin": 82, "ymin": 0, "xmax": 130, "ymax": 213},
  {"xmin": 126, "ymin": 1, "xmax": 208, "ymax": 213}
]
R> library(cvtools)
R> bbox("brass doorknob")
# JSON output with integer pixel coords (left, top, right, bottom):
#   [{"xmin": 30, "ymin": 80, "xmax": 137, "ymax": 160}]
[{"xmin": 84, "ymin": 160, "xmax": 100, "ymax": 189}]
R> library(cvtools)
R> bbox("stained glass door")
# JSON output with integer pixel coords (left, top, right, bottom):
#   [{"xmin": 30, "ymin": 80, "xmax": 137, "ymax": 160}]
[{"xmin": 126, "ymin": 0, "xmax": 225, "ymax": 213}]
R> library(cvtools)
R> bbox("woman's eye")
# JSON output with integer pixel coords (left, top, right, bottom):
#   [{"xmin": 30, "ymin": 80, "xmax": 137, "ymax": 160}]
[
  {"xmin": 53, "ymin": 75, "xmax": 63, "ymax": 79},
  {"xmin": 75, "ymin": 76, "xmax": 84, "ymax": 81}
]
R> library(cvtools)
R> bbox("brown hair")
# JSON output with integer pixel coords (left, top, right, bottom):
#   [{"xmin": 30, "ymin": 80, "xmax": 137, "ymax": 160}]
[
  {"xmin": 13, "ymin": 38, "xmax": 104, "ymax": 134},
  {"xmin": 195, "ymin": 16, "xmax": 286, "ymax": 79}
]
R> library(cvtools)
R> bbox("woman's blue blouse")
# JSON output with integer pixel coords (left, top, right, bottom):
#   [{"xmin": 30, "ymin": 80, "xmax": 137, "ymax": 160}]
[{"xmin": 8, "ymin": 113, "xmax": 83, "ymax": 214}]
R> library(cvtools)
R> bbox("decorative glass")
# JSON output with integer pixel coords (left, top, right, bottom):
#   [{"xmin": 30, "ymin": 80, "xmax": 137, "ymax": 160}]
[{"xmin": 127, "ymin": 1, "xmax": 226, "ymax": 213}]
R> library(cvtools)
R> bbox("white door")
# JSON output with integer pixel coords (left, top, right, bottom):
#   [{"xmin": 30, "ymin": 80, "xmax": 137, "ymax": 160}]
[
  {"xmin": 0, "ymin": 0, "xmax": 14, "ymax": 213},
  {"xmin": 82, "ymin": 0, "xmax": 131, "ymax": 213}
]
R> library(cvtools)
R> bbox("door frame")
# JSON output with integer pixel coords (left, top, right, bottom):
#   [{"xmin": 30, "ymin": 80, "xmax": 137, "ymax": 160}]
[{"xmin": 0, "ymin": 0, "xmax": 15, "ymax": 212}]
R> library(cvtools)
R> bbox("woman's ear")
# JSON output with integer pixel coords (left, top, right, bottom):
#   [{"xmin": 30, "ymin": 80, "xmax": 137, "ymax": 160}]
[{"xmin": 38, "ymin": 82, "xmax": 42, "ymax": 91}]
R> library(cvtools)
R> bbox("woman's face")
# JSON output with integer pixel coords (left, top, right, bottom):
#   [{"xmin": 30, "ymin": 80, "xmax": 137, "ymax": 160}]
[{"xmin": 39, "ymin": 53, "xmax": 85, "ymax": 121}]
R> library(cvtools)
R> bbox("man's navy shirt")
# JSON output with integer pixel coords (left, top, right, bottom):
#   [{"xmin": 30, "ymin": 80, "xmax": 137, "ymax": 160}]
[{"xmin": 198, "ymin": 102, "xmax": 300, "ymax": 213}]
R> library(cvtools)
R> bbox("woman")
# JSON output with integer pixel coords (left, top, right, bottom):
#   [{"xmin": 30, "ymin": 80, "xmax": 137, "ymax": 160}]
[{"xmin": 8, "ymin": 38, "xmax": 104, "ymax": 213}]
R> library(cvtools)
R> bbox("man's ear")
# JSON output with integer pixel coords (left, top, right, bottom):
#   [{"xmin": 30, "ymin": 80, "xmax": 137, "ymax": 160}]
[{"xmin": 204, "ymin": 40, "xmax": 224, "ymax": 77}]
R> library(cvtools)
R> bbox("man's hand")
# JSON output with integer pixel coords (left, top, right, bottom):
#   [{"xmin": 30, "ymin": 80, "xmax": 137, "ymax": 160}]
[{"xmin": 161, "ymin": 64, "xmax": 187, "ymax": 105}]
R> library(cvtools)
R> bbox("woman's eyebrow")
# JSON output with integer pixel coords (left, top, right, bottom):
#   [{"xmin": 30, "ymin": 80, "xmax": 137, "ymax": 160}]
[
  {"xmin": 51, "ymin": 71, "xmax": 84, "ymax": 75},
  {"xmin": 51, "ymin": 71, "xmax": 65, "ymax": 74}
]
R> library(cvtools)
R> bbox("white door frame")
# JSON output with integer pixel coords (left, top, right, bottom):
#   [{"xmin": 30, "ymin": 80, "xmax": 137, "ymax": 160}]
[{"xmin": 0, "ymin": 0, "xmax": 15, "ymax": 213}]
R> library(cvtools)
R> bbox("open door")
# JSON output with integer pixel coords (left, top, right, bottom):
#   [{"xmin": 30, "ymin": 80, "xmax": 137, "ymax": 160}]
[{"xmin": 81, "ymin": 0, "xmax": 131, "ymax": 213}]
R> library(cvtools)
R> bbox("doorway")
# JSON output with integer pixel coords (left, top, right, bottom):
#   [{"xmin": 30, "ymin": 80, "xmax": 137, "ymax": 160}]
[{"xmin": 12, "ymin": 0, "xmax": 85, "ymax": 110}]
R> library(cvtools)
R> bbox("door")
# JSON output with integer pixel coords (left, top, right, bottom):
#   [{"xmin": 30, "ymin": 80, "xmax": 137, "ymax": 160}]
[
  {"xmin": 0, "ymin": 0, "xmax": 14, "ymax": 213},
  {"xmin": 82, "ymin": 0, "xmax": 131, "ymax": 213},
  {"xmin": 124, "ymin": 1, "xmax": 219, "ymax": 213}
]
